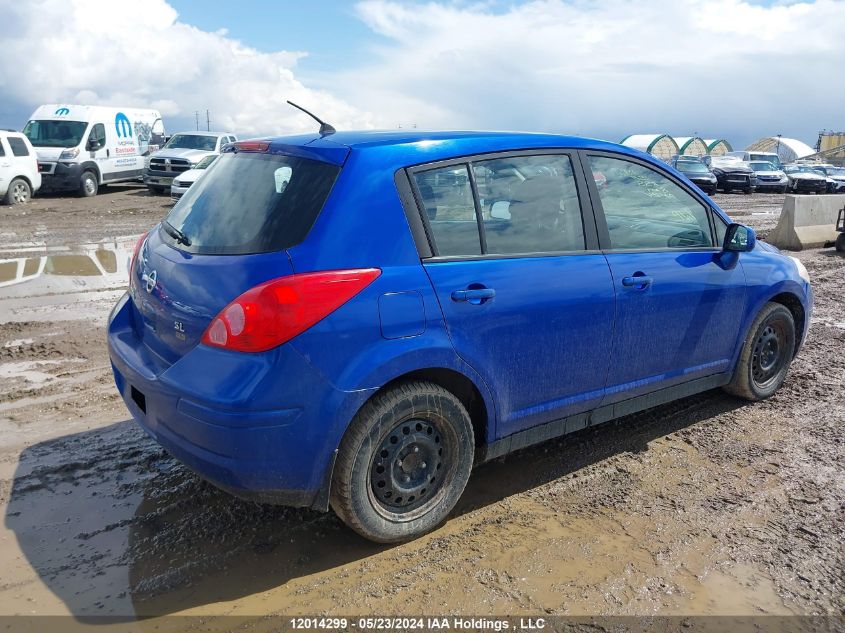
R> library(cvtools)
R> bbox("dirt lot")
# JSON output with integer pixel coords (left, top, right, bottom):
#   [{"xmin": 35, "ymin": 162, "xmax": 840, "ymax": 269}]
[{"xmin": 0, "ymin": 186, "xmax": 842, "ymax": 623}]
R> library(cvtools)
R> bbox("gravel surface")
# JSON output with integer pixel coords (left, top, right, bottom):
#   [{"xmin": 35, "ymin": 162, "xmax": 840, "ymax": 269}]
[{"xmin": 0, "ymin": 185, "xmax": 842, "ymax": 621}]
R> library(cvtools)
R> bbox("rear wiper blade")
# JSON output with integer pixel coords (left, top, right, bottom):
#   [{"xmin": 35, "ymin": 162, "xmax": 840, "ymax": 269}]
[{"xmin": 162, "ymin": 220, "xmax": 191, "ymax": 246}]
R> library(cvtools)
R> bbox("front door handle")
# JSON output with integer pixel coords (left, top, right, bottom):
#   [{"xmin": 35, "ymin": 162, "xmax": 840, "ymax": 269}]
[
  {"xmin": 451, "ymin": 287, "xmax": 496, "ymax": 303},
  {"xmin": 622, "ymin": 274, "xmax": 653, "ymax": 289}
]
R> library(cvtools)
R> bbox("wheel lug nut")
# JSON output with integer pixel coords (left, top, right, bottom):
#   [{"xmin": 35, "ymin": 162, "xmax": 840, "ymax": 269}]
[
  {"xmin": 403, "ymin": 475, "xmax": 410, "ymax": 483},
  {"xmin": 421, "ymin": 462, "xmax": 427, "ymax": 469},
  {"xmin": 397, "ymin": 459, "xmax": 403, "ymax": 467},
  {"xmin": 413, "ymin": 446, "xmax": 419, "ymax": 453}
]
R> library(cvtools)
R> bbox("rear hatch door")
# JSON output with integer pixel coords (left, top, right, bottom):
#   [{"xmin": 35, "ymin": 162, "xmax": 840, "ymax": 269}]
[{"xmin": 129, "ymin": 143, "xmax": 344, "ymax": 365}]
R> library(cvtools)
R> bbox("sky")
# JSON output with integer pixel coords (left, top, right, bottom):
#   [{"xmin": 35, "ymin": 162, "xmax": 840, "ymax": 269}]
[{"xmin": 0, "ymin": 0, "xmax": 843, "ymax": 151}]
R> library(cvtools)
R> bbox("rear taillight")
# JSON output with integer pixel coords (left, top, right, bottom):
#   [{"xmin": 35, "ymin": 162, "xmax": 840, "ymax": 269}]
[{"xmin": 201, "ymin": 268, "xmax": 381, "ymax": 353}]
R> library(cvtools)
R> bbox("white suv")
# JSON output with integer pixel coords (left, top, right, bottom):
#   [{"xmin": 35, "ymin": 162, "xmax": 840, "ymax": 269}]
[{"xmin": 0, "ymin": 131, "xmax": 41, "ymax": 204}]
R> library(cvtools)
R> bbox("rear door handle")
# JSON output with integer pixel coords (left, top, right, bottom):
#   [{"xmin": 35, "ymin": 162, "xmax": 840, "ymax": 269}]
[
  {"xmin": 451, "ymin": 288, "xmax": 496, "ymax": 303},
  {"xmin": 622, "ymin": 275, "xmax": 653, "ymax": 288}
]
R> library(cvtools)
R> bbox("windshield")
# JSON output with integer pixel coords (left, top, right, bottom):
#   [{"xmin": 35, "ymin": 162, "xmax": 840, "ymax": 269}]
[
  {"xmin": 677, "ymin": 162, "xmax": 709, "ymax": 174},
  {"xmin": 164, "ymin": 134, "xmax": 218, "ymax": 151},
  {"xmin": 750, "ymin": 162, "xmax": 777, "ymax": 171},
  {"xmin": 828, "ymin": 168, "xmax": 845, "ymax": 177},
  {"xmin": 195, "ymin": 155, "xmax": 217, "ymax": 170},
  {"xmin": 163, "ymin": 152, "xmax": 340, "ymax": 255},
  {"xmin": 749, "ymin": 153, "xmax": 781, "ymax": 167},
  {"xmin": 22, "ymin": 120, "xmax": 88, "ymax": 148}
]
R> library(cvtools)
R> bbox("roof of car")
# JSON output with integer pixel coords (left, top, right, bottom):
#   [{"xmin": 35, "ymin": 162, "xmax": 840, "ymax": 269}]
[{"xmin": 260, "ymin": 130, "xmax": 631, "ymax": 167}]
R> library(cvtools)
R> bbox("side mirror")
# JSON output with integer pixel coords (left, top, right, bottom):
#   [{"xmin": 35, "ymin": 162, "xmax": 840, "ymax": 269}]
[
  {"xmin": 86, "ymin": 138, "xmax": 100, "ymax": 152},
  {"xmin": 724, "ymin": 223, "xmax": 756, "ymax": 252}
]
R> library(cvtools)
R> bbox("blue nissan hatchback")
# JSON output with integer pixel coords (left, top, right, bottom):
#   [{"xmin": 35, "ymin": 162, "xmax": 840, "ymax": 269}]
[{"xmin": 108, "ymin": 131, "xmax": 812, "ymax": 542}]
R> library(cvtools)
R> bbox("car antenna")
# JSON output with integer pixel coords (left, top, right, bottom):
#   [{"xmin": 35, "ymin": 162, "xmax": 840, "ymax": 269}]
[{"xmin": 286, "ymin": 100, "xmax": 336, "ymax": 137}]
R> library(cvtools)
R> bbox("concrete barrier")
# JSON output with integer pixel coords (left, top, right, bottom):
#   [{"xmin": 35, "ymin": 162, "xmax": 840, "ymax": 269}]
[{"xmin": 766, "ymin": 194, "xmax": 845, "ymax": 251}]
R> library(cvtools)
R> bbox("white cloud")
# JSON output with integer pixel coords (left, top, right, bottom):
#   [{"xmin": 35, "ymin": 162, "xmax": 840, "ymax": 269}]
[
  {"xmin": 342, "ymin": 0, "xmax": 845, "ymax": 146},
  {"xmin": 1, "ymin": 0, "xmax": 842, "ymax": 148},
  {"xmin": 0, "ymin": 0, "xmax": 375, "ymax": 136}
]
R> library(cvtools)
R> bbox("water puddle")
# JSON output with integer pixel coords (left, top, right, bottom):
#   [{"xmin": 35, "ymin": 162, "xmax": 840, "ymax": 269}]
[{"xmin": 0, "ymin": 236, "xmax": 140, "ymax": 323}]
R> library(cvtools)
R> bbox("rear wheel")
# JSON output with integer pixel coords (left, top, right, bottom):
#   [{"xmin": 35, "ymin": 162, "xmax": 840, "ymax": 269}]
[
  {"xmin": 79, "ymin": 171, "xmax": 98, "ymax": 197},
  {"xmin": 4, "ymin": 178, "xmax": 31, "ymax": 205},
  {"xmin": 724, "ymin": 303, "xmax": 796, "ymax": 401},
  {"xmin": 835, "ymin": 233, "xmax": 845, "ymax": 253},
  {"xmin": 330, "ymin": 381, "xmax": 474, "ymax": 543}
]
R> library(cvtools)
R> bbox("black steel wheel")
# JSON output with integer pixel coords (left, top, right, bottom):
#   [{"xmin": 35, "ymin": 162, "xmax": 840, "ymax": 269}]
[
  {"xmin": 331, "ymin": 381, "xmax": 474, "ymax": 543},
  {"xmin": 369, "ymin": 417, "xmax": 452, "ymax": 519},
  {"xmin": 724, "ymin": 303, "xmax": 796, "ymax": 401}
]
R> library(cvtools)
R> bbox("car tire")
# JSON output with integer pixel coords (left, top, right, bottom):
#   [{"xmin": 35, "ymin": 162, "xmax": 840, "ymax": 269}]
[
  {"xmin": 4, "ymin": 178, "xmax": 31, "ymax": 205},
  {"xmin": 778, "ymin": 187, "xmax": 787, "ymax": 194},
  {"xmin": 724, "ymin": 302, "xmax": 796, "ymax": 402},
  {"xmin": 79, "ymin": 171, "xmax": 98, "ymax": 197},
  {"xmin": 743, "ymin": 188, "xmax": 752, "ymax": 195},
  {"xmin": 330, "ymin": 381, "xmax": 475, "ymax": 543},
  {"xmin": 835, "ymin": 233, "xmax": 845, "ymax": 253},
  {"xmin": 148, "ymin": 185, "xmax": 165, "ymax": 195}
]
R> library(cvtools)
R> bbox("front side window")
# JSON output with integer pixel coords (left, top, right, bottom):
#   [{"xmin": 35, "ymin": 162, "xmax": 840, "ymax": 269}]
[
  {"xmin": 0, "ymin": 139, "xmax": 5, "ymax": 157},
  {"xmin": 472, "ymin": 154, "xmax": 584, "ymax": 254},
  {"xmin": 413, "ymin": 165, "xmax": 481, "ymax": 256},
  {"xmin": 87, "ymin": 124, "xmax": 106, "ymax": 150},
  {"xmin": 589, "ymin": 155, "xmax": 715, "ymax": 250}
]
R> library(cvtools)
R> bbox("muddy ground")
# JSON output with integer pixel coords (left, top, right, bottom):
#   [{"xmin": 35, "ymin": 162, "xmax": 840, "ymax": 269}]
[{"xmin": 0, "ymin": 186, "xmax": 842, "ymax": 625}]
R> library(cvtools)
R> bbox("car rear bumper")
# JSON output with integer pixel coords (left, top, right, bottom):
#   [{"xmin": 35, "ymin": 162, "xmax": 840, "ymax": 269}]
[{"xmin": 107, "ymin": 292, "xmax": 372, "ymax": 508}]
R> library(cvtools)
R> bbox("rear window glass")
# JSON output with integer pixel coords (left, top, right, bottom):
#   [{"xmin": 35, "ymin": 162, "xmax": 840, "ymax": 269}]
[
  {"xmin": 163, "ymin": 152, "xmax": 339, "ymax": 255},
  {"xmin": 7, "ymin": 137, "xmax": 29, "ymax": 157}
]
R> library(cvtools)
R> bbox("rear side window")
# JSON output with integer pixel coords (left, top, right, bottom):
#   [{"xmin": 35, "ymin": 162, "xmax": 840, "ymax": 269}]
[
  {"xmin": 163, "ymin": 152, "xmax": 340, "ymax": 254},
  {"xmin": 473, "ymin": 154, "xmax": 584, "ymax": 254},
  {"xmin": 0, "ymin": 139, "xmax": 5, "ymax": 157},
  {"xmin": 413, "ymin": 165, "xmax": 481, "ymax": 256},
  {"xmin": 7, "ymin": 137, "xmax": 29, "ymax": 157},
  {"xmin": 588, "ymin": 155, "xmax": 715, "ymax": 250}
]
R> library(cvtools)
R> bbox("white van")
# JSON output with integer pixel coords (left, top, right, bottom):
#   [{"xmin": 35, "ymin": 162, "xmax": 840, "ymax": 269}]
[{"xmin": 22, "ymin": 105, "xmax": 166, "ymax": 196}]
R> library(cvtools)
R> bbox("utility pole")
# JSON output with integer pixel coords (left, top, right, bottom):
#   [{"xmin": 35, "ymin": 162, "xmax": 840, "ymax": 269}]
[
  {"xmin": 206, "ymin": 110, "xmax": 211, "ymax": 132},
  {"xmin": 776, "ymin": 134, "xmax": 782, "ymax": 161},
  {"xmin": 194, "ymin": 110, "xmax": 200, "ymax": 131}
]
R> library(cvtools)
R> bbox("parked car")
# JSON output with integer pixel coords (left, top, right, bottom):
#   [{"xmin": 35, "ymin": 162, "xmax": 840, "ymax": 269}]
[
  {"xmin": 673, "ymin": 158, "xmax": 717, "ymax": 195},
  {"xmin": 806, "ymin": 164, "xmax": 845, "ymax": 193},
  {"xmin": 783, "ymin": 165, "xmax": 827, "ymax": 194},
  {"xmin": 820, "ymin": 166, "xmax": 845, "ymax": 193},
  {"xmin": 170, "ymin": 154, "xmax": 218, "ymax": 201},
  {"xmin": 726, "ymin": 151, "xmax": 783, "ymax": 170},
  {"xmin": 711, "ymin": 157, "xmax": 757, "ymax": 194},
  {"xmin": 747, "ymin": 161, "xmax": 788, "ymax": 193},
  {"xmin": 144, "ymin": 131, "xmax": 236, "ymax": 194},
  {"xmin": 0, "ymin": 130, "xmax": 41, "ymax": 204},
  {"xmin": 108, "ymin": 131, "xmax": 813, "ymax": 543},
  {"xmin": 23, "ymin": 104, "xmax": 165, "ymax": 196}
]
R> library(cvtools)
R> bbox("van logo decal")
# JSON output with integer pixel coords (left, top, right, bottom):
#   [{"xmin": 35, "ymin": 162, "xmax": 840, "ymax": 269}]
[
  {"xmin": 115, "ymin": 112, "xmax": 133, "ymax": 138},
  {"xmin": 54, "ymin": 107, "xmax": 70, "ymax": 116},
  {"xmin": 142, "ymin": 269, "xmax": 157, "ymax": 294}
]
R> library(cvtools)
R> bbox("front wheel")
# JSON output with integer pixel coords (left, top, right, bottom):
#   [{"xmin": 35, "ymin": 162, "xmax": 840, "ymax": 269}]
[
  {"xmin": 330, "ymin": 382, "xmax": 474, "ymax": 543},
  {"xmin": 724, "ymin": 303, "xmax": 796, "ymax": 401},
  {"xmin": 79, "ymin": 171, "xmax": 98, "ymax": 197},
  {"xmin": 835, "ymin": 233, "xmax": 845, "ymax": 253}
]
